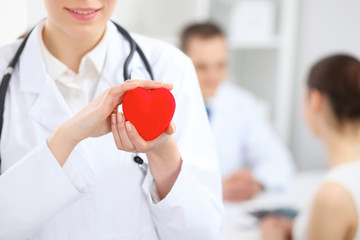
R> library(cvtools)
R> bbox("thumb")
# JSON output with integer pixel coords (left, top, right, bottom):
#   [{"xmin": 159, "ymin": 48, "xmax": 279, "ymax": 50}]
[{"xmin": 165, "ymin": 122, "xmax": 176, "ymax": 135}]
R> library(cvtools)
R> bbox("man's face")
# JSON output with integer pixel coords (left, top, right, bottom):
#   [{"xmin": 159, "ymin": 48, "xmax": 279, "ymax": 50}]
[{"xmin": 185, "ymin": 36, "xmax": 228, "ymax": 100}]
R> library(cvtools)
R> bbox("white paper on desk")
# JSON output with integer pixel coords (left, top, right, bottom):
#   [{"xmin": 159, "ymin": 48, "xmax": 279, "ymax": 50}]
[{"xmin": 226, "ymin": 207, "xmax": 258, "ymax": 229}]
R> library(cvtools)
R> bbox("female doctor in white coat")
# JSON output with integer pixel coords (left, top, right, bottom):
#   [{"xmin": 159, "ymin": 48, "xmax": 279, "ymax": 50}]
[{"xmin": 0, "ymin": 0, "xmax": 224, "ymax": 239}]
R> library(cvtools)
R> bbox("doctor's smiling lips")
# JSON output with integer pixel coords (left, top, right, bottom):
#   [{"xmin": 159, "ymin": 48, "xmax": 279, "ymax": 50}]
[{"xmin": 64, "ymin": 7, "xmax": 102, "ymax": 21}]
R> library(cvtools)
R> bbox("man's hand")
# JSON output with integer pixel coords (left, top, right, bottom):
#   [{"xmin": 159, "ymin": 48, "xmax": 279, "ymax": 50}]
[
  {"xmin": 222, "ymin": 169, "xmax": 263, "ymax": 202},
  {"xmin": 260, "ymin": 216, "xmax": 293, "ymax": 240}
]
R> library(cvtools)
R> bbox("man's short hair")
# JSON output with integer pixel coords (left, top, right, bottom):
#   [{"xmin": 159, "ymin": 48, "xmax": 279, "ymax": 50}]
[{"xmin": 180, "ymin": 22, "xmax": 224, "ymax": 52}]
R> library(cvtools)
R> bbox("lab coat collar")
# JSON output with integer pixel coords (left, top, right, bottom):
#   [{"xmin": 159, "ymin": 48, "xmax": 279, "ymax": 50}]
[
  {"xmin": 207, "ymin": 81, "xmax": 232, "ymax": 109},
  {"xmin": 204, "ymin": 81, "xmax": 232, "ymax": 128},
  {"xmin": 204, "ymin": 82, "xmax": 226, "ymax": 113},
  {"xmin": 17, "ymin": 23, "xmax": 71, "ymax": 133},
  {"xmin": 18, "ymin": 22, "xmax": 97, "ymax": 176},
  {"xmin": 19, "ymin": 23, "xmax": 48, "ymax": 94}
]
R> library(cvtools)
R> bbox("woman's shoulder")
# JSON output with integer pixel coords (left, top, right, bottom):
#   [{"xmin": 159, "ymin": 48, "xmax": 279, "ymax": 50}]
[
  {"xmin": 293, "ymin": 165, "xmax": 360, "ymax": 239},
  {"xmin": 324, "ymin": 161, "xmax": 360, "ymax": 199},
  {"xmin": 317, "ymin": 162, "xmax": 360, "ymax": 217},
  {"xmin": 310, "ymin": 181, "xmax": 358, "ymax": 237},
  {"xmin": 313, "ymin": 181, "xmax": 354, "ymax": 209}
]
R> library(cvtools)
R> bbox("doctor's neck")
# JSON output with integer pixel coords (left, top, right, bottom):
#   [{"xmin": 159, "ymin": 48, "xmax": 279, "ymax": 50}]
[{"xmin": 42, "ymin": 20, "xmax": 105, "ymax": 73}]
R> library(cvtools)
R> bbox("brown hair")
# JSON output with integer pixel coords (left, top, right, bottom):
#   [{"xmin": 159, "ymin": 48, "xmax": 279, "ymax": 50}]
[
  {"xmin": 180, "ymin": 22, "xmax": 224, "ymax": 52},
  {"xmin": 307, "ymin": 54, "xmax": 360, "ymax": 123}
]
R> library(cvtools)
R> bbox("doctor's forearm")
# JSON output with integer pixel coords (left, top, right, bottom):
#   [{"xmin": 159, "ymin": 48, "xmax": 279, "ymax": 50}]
[
  {"xmin": 47, "ymin": 125, "xmax": 79, "ymax": 167},
  {"xmin": 147, "ymin": 137, "xmax": 182, "ymax": 200}
]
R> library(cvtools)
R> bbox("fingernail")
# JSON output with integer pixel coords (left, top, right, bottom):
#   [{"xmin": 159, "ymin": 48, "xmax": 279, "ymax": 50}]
[
  {"xmin": 152, "ymin": 81, "xmax": 161, "ymax": 86},
  {"xmin": 117, "ymin": 113, "xmax": 123, "ymax": 123},
  {"xmin": 172, "ymin": 124, "xmax": 176, "ymax": 134},
  {"xmin": 125, "ymin": 121, "xmax": 132, "ymax": 132},
  {"xmin": 111, "ymin": 114, "xmax": 116, "ymax": 124},
  {"xmin": 165, "ymin": 83, "xmax": 174, "ymax": 90},
  {"xmin": 125, "ymin": 80, "xmax": 136, "ymax": 87}
]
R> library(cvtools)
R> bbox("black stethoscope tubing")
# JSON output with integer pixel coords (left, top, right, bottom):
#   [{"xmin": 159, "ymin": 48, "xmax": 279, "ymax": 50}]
[{"xmin": 0, "ymin": 20, "xmax": 152, "ymax": 174}]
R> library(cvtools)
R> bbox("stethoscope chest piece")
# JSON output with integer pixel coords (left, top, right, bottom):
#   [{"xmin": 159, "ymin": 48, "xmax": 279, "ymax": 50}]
[{"xmin": 133, "ymin": 154, "xmax": 148, "ymax": 175}]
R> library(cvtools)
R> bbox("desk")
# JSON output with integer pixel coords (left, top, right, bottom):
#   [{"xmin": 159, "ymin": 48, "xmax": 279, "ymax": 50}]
[{"xmin": 224, "ymin": 170, "xmax": 326, "ymax": 240}]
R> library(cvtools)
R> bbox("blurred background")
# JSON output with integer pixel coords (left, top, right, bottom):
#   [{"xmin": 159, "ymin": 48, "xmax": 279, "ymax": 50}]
[{"xmin": 2, "ymin": 0, "xmax": 360, "ymax": 171}]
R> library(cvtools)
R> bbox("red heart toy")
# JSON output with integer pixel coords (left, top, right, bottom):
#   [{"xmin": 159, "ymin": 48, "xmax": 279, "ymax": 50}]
[{"xmin": 122, "ymin": 87, "xmax": 176, "ymax": 141}]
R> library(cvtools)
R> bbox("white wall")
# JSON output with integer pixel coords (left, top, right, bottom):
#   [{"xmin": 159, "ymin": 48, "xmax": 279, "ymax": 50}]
[
  {"xmin": 290, "ymin": 0, "xmax": 360, "ymax": 170},
  {"xmin": 0, "ymin": 0, "xmax": 28, "ymax": 45},
  {"xmin": 112, "ymin": 0, "xmax": 209, "ymax": 44},
  {"xmin": 27, "ymin": 0, "xmax": 46, "ymax": 26},
  {"xmin": 0, "ymin": 1, "xmax": 45, "ymax": 46}
]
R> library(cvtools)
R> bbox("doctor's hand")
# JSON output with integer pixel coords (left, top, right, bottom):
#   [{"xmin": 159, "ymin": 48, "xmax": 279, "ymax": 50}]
[
  {"xmin": 47, "ymin": 79, "xmax": 173, "ymax": 167},
  {"xmin": 260, "ymin": 216, "xmax": 293, "ymax": 240},
  {"xmin": 222, "ymin": 169, "xmax": 263, "ymax": 202},
  {"xmin": 111, "ymin": 113, "xmax": 182, "ymax": 200},
  {"xmin": 110, "ymin": 112, "xmax": 176, "ymax": 154},
  {"xmin": 68, "ymin": 80, "xmax": 173, "ymax": 141}
]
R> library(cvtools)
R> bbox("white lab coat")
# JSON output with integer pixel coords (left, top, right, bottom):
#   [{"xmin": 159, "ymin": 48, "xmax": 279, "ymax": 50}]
[
  {"xmin": 207, "ymin": 81, "xmax": 294, "ymax": 191},
  {"xmin": 0, "ymin": 22, "xmax": 224, "ymax": 240}
]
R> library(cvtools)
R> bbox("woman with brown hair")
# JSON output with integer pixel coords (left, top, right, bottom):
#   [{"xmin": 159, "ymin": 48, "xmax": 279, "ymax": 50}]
[{"xmin": 261, "ymin": 54, "xmax": 360, "ymax": 240}]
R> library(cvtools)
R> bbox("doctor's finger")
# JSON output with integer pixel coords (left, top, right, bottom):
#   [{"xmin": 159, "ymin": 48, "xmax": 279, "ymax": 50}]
[
  {"xmin": 125, "ymin": 122, "xmax": 171, "ymax": 152},
  {"xmin": 103, "ymin": 80, "xmax": 148, "ymax": 102},
  {"xmin": 132, "ymin": 79, "xmax": 174, "ymax": 90},
  {"xmin": 124, "ymin": 122, "xmax": 148, "ymax": 152},
  {"xmin": 102, "ymin": 82, "xmax": 138, "ymax": 109},
  {"xmin": 107, "ymin": 81, "xmax": 139, "ymax": 97},
  {"xmin": 147, "ymin": 121, "xmax": 176, "ymax": 146},
  {"xmin": 147, "ymin": 131, "xmax": 174, "ymax": 149},
  {"xmin": 164, "ymin": 121, "xmax": 176, "ymax": 135},
  {"xmin": 104, "ymin": 80, "xmax": 173, "ymax": 107},
  {"xmin": 117, "ymin": 113, "xmax": 136, "ymax": 152},
  {"xmin": 111, "ymin": 114, "xmax": 124, "ymax": 150}
]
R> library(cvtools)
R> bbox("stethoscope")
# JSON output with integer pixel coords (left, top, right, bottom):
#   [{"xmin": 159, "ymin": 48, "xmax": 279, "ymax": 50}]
[{"xmin": 0, "ymin": 20, "xmax": 154, "ymax": 175}]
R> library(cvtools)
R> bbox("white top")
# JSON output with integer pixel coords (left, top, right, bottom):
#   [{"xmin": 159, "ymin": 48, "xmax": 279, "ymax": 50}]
[
  {"xmin": 206, "ymin": 81, "xmax": 294, "ymax": 191},
  {"xmin": 0, "ymin": 21, "xmax": 224, "ymax": 240},
  {"xmin": 293, "ymin": 161, "xmax": 360, "ymax": 240}
]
